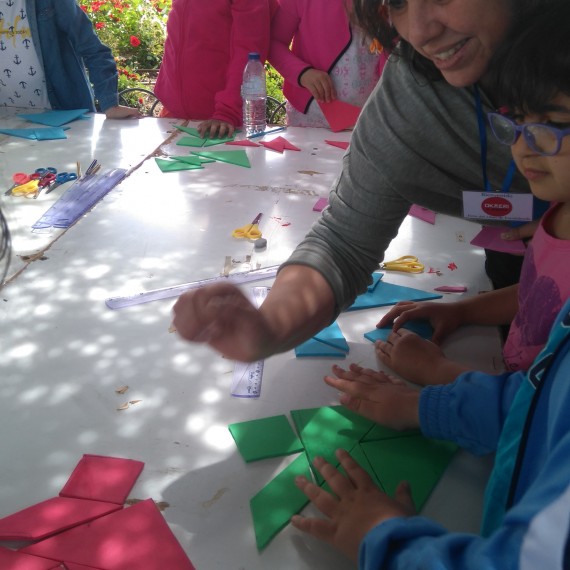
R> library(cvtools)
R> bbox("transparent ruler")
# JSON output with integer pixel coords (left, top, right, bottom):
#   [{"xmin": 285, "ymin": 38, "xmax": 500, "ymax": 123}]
[
  {"xmin": 105, "ymin": 265, "xmax": 278, "ymax": 310},
  {"xmin": 231, "ymin": 287, "xmax": 269, "ymax": 398}
]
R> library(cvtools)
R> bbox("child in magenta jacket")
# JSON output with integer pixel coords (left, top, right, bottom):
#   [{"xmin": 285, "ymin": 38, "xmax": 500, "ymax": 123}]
[
  {"xmin": 155, "ymin": 0, "xmax": 276, "ymax": 138},
  {"xmin": 268, "ymin": 0, "xmax": 386, "ymax": 128}
]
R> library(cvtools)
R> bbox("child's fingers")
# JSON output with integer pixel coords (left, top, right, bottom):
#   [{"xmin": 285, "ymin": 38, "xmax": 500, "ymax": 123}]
[
  {"xmin": 290, "ymin": 514, "xmax": 336, "ymax": 541},
  {"xmin": 336, "ymin": 449, "xmax": 376, "ymax": 489},
  {"xmin": 312, "ymin": 456, "xmax": 355, "ymax": 500},
  {"xmin": 394, "ymin": 480, "xmax": 417, "ymax": 513},
  {"xmin": 295, "ymin": 473, "xmax": 340, "ymax": 518}
]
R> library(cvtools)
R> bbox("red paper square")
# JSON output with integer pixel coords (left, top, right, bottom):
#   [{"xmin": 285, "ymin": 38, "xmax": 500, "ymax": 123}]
[
  {"xmin": 21, "ymin": 499, "xmax": 195, "ymax": 570},
  {"xmin": 318, "ymin": 100, "xmax": 361, "ymax": 132},
  {"xmin": 59, "ymin": 455, "xmax": 144, "ymax": 505},
  {"xmin": 0, "ymin": 546, "xmax": 62, "ymax": 570},
  {"xmin": 0, "ymin": 497, "xmax": 121, "ymax": 541}
]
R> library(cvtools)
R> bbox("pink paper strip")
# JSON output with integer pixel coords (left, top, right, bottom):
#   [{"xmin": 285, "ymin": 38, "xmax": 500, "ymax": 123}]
[
  {"xmin": 470, "ymin": 226, "xmax": 527, "ymax": 255},
  {"xmin": 409, "ymin": 204, "xmax": 436, "ymax": 224},
  {"xmin": 22, "ymin": 499, "xmax": 195, "ymax": 570},
  {"xmin": 312, "ymin": 198, "xmax": 328, "ymax": 212},
  {"xmin": 59, "ymin": 455, "xmax": 144, "ymax": 505},
  {"xmin": 434, "ymin": 286, "xmax": 467, "ymax": 293},
  {"xmin": 0, "ymin": 497, "xmax": 121, "ymax": 541},
  {"xmin": 225, "ymin": 139, "xmax": 259, "ymax": 147}
]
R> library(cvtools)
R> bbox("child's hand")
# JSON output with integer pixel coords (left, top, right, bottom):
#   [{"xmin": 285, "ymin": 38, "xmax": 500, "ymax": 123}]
[
  {"xmin": 299, "ymin": 68, "xmax": 336, "ymax": 102},
  {"xmin": 376, "ymin": 329, "xmax": 469, "ymax": 386},
  {"xmin": 197, "ymin": 119, "xmax": 235, "ymax": 139},
  {"xmin": 325, "ymin": 364, "xmax": 420, "ymax": 429},
  {"xmin": 501, "ymin": 220, "xmax": 539, "ymax": 241},
  {"xmin": 104, "ymin": 105, "xmax": 143, "ymax": 119},
  {"xmin": 291, "ymin": 449, "xmax": 416, "ymax": 562},
  {"xmin": 378, "ymin": 300, "xmax": 463, "ymax": 345}
]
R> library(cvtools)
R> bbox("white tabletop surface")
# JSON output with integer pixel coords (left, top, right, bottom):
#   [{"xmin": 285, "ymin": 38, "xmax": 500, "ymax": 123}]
[{"xmin": 0, "ymin": 110, "xmax": 499, "ymax": 569}]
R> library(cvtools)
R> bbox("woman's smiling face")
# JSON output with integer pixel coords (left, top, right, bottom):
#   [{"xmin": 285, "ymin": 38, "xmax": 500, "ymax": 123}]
[{"xmin": 387, "ymin": 0, "xmax": 513, "ymax": 87}]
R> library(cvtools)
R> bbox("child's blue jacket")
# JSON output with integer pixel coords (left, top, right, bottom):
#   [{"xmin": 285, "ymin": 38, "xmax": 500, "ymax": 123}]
[
  {"xmin": 27, "ymin": 0, "xmax": 119, "ymax": 112},
  {"xmin": 359, "ymin": 297, "xmax": 570, "ymax": 569}
]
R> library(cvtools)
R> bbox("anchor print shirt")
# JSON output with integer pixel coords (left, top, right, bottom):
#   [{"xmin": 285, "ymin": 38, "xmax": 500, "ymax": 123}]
[
  {"xmin": 503, "ymin": 203, "xmax": 570, "ymax": 371},
  {"xmin": 0, "ymin": 0, "xmax": 50, "ymax": 109}
]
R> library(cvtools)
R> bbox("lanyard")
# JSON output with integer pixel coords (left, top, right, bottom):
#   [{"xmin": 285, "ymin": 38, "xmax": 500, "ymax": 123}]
[{"xmin": 474, "ymin": 84, "xmax": 517, "ymax": 193}]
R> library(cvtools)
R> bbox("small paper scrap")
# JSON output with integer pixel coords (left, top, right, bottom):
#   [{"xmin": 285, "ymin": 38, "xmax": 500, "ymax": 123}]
[{"xmin": 433, "ymin": 286, "xmax": 467, "ymax": 293}]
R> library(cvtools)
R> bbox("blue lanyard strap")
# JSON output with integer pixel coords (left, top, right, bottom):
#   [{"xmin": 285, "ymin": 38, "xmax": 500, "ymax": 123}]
[{"xmin": 474, "ymin": 84, "xmax": 515, "ymax": 193}]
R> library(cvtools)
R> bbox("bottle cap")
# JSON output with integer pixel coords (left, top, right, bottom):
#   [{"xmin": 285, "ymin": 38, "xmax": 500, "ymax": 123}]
[{"xmin": 248, "ymin": 52, "xmax": 260, "ymax": 60}]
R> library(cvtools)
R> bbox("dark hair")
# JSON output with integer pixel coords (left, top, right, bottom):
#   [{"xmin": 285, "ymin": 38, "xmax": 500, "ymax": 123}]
[
  {"xmin": 0, "ymin": 207, "xmax": 10, "ymax": 288},
  {"xmin": 486, "ymin": 0, "xmax": 570, "ymax": 114},
  {"xmin": 351, "ymin": 0, "xmax": 556, "ymax": 82}
]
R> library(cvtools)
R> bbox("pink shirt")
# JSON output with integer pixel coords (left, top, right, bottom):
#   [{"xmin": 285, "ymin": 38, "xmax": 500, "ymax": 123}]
[
  {"xmin": 504, "ymin": 203, "xmax": 570, "ymax": 370},
  {"xmin": 155, "ymin": 0, "xmax": 275, "ymax": 125}
]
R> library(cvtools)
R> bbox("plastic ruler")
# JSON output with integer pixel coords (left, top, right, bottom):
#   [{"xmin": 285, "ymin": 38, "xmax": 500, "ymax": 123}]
[
  {"xmin": 231, "ymin": 286, "xmax": 269, "ymax": 398},
  {"xmin": 32, "ymin": 168, "xmax": 127, "ymax": 230},
  {"xmin": 105, "ymin": 265, "xmax": 278, "ymax": 310}
]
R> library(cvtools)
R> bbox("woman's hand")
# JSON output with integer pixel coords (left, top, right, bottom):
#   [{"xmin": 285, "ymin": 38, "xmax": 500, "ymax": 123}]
[
  {"xmin": 291, "ymin": 449, "xmax": 416, "ymax": 562},
  {"xmin": 299, "ymin": 68, "xmax": 336, "ymax": 102}
]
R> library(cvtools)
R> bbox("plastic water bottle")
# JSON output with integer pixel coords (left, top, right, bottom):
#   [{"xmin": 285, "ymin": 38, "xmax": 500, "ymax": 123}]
[{"xmin": 241, "ymin": 52, "xmax": 267, "ymax": 137}]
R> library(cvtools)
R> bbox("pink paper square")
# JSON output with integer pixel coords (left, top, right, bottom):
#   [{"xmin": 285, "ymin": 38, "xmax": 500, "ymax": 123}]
[
  {"xmin": 317, "ymin": 100, "xmax": 361, "ymax": 132},
  {"xmin": 312, "ymin": 198, "xmax": 328, "ymax": 212},
  {"xmin": 409, "ymin": 204, "xmax": 436, "ymax": 224},
  {"xmin": 22, "ymin": 499, "xmax": 195, "ymax": 570},
  {"xmin": 0, "ymin": 497, "xmax": 121, "ymax": 541},
  {"xmin": 59, "ymin": 455, "xmax": 144, "ymax": 505},
  {"xmin": 470, "ymin": 226, "xmax": 527, "ymax": 255},
  {"xmin": 0, "ymin": 546, "xmax": 62, "ymax": 570}
]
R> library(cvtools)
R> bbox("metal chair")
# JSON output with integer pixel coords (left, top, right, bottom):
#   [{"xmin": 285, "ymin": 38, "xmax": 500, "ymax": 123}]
[
  {"xmin": 118, "ymin": 87, "xmax": 162, "ymax": 117},
  {"xmin": 266, "ymin": 95, "xmax": 287, "ymax": 126}
]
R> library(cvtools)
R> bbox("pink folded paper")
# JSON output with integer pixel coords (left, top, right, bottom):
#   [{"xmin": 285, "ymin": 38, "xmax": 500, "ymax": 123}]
[
  {"xmin": 22, "ymin": 499, "xmax": 195, "ymax": 570},
  {"xmin": 324, "ymin": 140, "xmax": 349, "ymax": 150},
  {"xmin": 62, "ymin": 563, "xmax": 102, "ymax": 570},
  {"xmin": 409, "ymin": 204, "xmax": 436, "ymax": 224},
  {"xmin": 0, "ymin": 546, "xmax": 62, "ymax": 570},
  {"xmin": 317, "ymin": 100, "xmax": 361, "ymax": 132},
  {"xmin": 0, "ymin": 497, "xmax": 121, "ymax": 541},
  {"xmin": 59, "ymin": 454, "xmax": 144, "ymax": 505},
  {"xmin": 225, "ymin": 139, "xmax": 260, "ymax": 147},
  {"xmin": 434, "ymin": 285, "xmax": 467, "ymax": 293},
  {"xmin": 470, "ymin": 226, "xmax": 526, "ymax": 255},
  {"xmin": 259, "ymin": 136, "xmax": 300, "ymax": 153},
  {"xmin": 313, "ymin": 197, "xmax": 328, "ymax": 212}
]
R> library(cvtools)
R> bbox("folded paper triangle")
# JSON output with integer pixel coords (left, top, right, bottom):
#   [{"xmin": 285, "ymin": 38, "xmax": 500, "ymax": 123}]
[
  {"xmin": 59, "ymin": 454, "xmax": 144, "ymax": 505},
  {"xmin": 21, "ymin": 499, "xmax": 195, "ymax": 570},
  {"xmin": 17, "ymin": 109, "xmax": 90, "ymax": 127},
  {"xmin": 190, "ymin": 150, "xmax": 251, "ymax": 168},
  {"xmin": 155, "ymin": 158, "xmax": 203, "ymax": 172},
  {"xmin": 225, "ymin": 139, "xmax": 260, "ymax": 147},
  {"xmin": 364, "ymin": 319, "xmax": 434, "ymax": 343},
  {"xmin": 295, "ymin": 321, "xmax": 348, "ymax": 358},
  {"xmin": 259, "ymin": 136, "xmax": 300, "ymax": 153},
  {"xmin": 176, "ymin": 136, "xmax": 206, "ymax": 147},
  {"xmin": 0, "ymin": 546, "xmax": 62, "ymax": 570},
  {"xmin": 0, "ymin": 128, "xmax": 68, "ymax": 140},
  {"xmin": 62, "ymin": 563, "xmax": 102, "ymax": 570},
  {"xmin": 317, "ymin": 100, "xmax": 361, "ymax": 132},
  {"xmin": 324, "ymin": 140, "xmax": 349, "ymax": 150},
  {"xmin": 408, "ymin": 204, "xmax": 436, "ymax": 224},
  {"xmin": 347, "ymin": 280, "xmax": 442, "ymax": 311},
  {"xmin": 0, "ymin": 497, "xmax": 121, "ymax": 541},
  {"xmin": 174, "ymin": 125, "xmax": 235, "ymax": 146}
]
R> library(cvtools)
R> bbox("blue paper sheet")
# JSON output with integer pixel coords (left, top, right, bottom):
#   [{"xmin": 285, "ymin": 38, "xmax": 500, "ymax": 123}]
[
  {"xmin": 17, "ymin": 109, "xmax": 90, "ymax": 127},
  {"xmin": 347, "ymin": 280, "xmax": 442, "ymax": 311},
  {"xmin": 0, "ymin": 127, "xmax": 68, "ymax": 140},
  {"xmin": 295, "ymin": 321, "xmax": 349, "ymax": 358},
  {"xmin": 364, "ymin": 320, "xmax": 434, "ymax": 343}
]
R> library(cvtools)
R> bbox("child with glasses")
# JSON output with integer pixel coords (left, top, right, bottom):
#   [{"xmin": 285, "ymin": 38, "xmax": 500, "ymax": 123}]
[
  {"xmin": 372, "ymin": 41, "xmax": 570, "ymax": 385},
  {"xmin": 288, "ymin": 3, "xmax": 570, "ymax": 566}
]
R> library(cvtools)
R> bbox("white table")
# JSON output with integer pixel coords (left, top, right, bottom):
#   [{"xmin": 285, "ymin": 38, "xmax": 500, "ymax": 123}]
[{"xmin": 0, "ymin": 114, "xmax": 499, "ymax": 569}]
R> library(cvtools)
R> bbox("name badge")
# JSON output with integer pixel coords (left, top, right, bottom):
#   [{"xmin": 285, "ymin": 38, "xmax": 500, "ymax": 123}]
[{"xmin": 462, "ymin": 191, "xmax": 534, "ymax": 222}]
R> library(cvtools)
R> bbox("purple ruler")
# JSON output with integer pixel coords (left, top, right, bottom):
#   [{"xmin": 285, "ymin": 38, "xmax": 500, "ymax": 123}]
[{"xmin": 32, "ymin": 168, "xmax": 127, "ymax": 230}]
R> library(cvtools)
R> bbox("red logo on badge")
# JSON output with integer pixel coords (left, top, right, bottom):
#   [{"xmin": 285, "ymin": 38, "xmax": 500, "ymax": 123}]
[{"xmin": 481, "ymin": 196, "xmax": 513, "ymax": 217}]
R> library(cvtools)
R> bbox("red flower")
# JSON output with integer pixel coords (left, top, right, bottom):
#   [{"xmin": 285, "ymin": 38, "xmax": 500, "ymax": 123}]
[
  {"xmin": 95, "ymin": 22, "xmax": 104, "ymax": 29},
  {"xmin": 129, "ymin": 35, "xmax": 141, "ymax": 47}
]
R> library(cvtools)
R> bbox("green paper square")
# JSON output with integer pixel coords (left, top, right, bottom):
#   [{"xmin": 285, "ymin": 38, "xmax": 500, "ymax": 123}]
[
  {"xmin": 174, "ymin": 125, "xmax": 202, "ymax": 137},
  {"xmin": 250, "ymin": 453, "xmax": 311, "ymax": 550},
  {"xmin": 360, "ymin": 436, "xmax": 458, "ymax": 511},
  {"xmin": 229, "ymin": 415, "xmax": 304, "ymax": 462},
  {"xmin": 291, "ymin": 406, "xmax": 374, "ymax": 484}
]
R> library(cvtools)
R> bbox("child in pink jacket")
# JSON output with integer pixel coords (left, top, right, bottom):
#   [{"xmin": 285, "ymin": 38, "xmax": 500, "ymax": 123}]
[
  {"xmin": 155, "ymin": 0, "xmax": 276, "ymax": 138},
  {"xmin": 268, "ymin": 0, "xmax": 385, "ymax": 128}
]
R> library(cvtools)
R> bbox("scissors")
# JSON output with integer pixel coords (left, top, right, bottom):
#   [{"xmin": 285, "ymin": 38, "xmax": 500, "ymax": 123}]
[
  {"xmin": 4, "ymin": 167, "xmax": 57, "ymax": 197},
  {"xmin": 380, "ymin": 255, "xmax": 425, "ymax": 273},
  {"xmin": 232, "ymin": 213, "xmax": 263, "ymax": 240},
  {"xmin": 45, "ymin": 171, "xmax": 78, "ymax": 194},
  {"xmin": 34, "ymin": 171, "xmax": 58, "ymax": 199}
]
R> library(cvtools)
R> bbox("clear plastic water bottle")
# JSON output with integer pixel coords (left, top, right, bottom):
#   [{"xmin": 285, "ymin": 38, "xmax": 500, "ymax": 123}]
[{"xmin": 241, "ymin": 52, "xmax": 267, "ymax": 137}]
